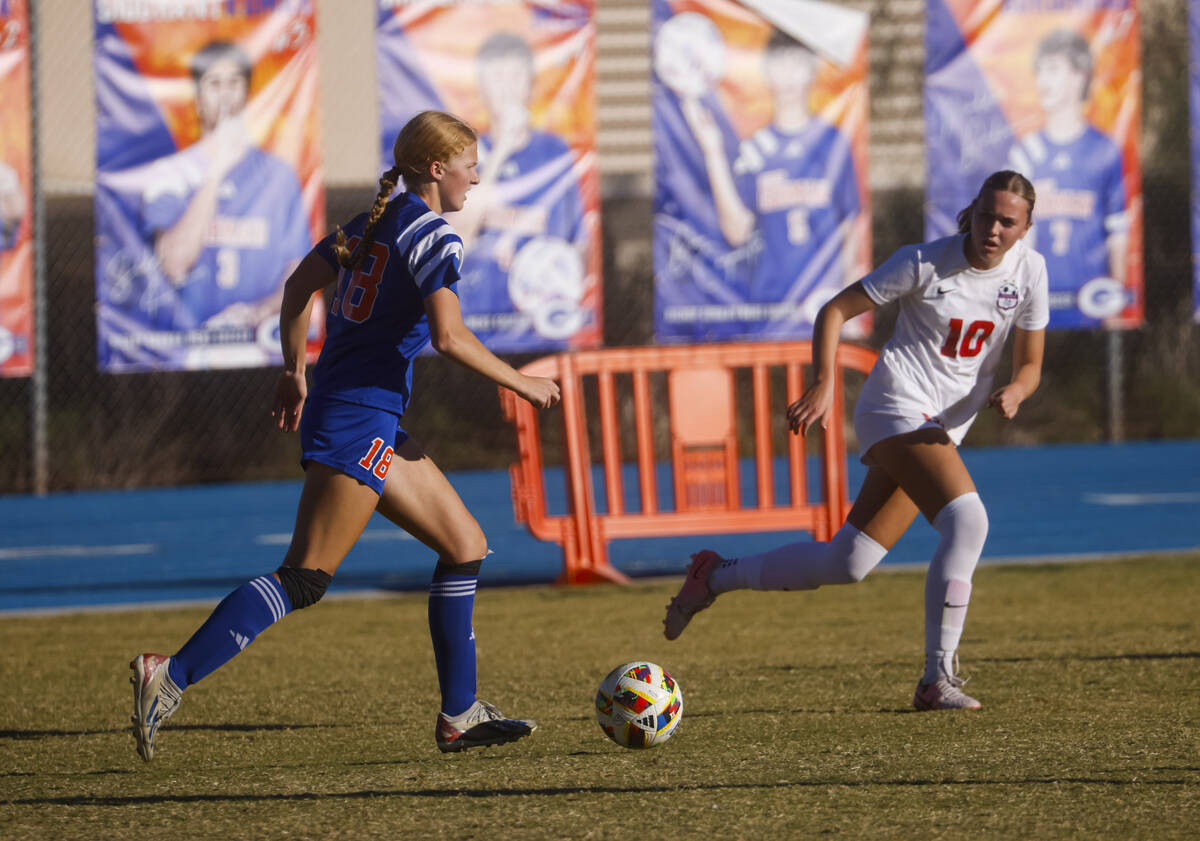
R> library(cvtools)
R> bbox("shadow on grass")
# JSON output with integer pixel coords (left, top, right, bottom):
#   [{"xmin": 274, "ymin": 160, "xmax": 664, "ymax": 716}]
[
  {"xmin": 759, "ymin": 652, "xmax": 1200, "ymax": 672},
  {"xmin": 975, "ymin": 651, "xmax": 1200, "ymax": 663},
  {"xmin": 0, "ymin": 722, "xmax": 346, "ymax": 740},
  {"xmin": 11, "ymin": 774, "xmax": 1198, "ymax": 807},
  {"xmin": 684, "ymin": 707, "xmax": 918, "ymax": 717}
]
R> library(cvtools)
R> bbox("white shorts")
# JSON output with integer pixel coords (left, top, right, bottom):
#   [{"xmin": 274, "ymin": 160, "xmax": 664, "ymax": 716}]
[{"xmin": 853, "ymin": 409, "xmax": 974, "ymax": 465}]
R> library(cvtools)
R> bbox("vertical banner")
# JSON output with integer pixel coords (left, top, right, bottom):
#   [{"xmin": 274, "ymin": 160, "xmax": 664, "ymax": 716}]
[
  {"xmin": 0, "ymin": 0, "xmax": 32, "ymax": 377},
  {"xmin": 652, "ymin": 0, "xmax": 870, "ymax": 343},
  {"xmin": 1192, "ymin": 0, "xmax": 1200, "ymax": 322},
  {"xmin": 926, "ymin": 0, "xmax": 1143, "ymax": 330},
  {"xmin": 376, "ymin": 0, "xmax": 602, "ymax": 352},
  {"xmin": 94, "ymin": 0, "xmax": 325, "ymax": 372}
]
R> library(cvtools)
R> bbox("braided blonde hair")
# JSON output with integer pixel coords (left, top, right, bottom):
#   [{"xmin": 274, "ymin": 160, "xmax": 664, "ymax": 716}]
[{"xmin": 334, "ymin": 111, "xmax": 477, "ymax": 269}]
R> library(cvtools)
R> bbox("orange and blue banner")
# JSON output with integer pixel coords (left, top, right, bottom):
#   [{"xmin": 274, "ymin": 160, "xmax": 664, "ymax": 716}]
[
  {"xmin": 0, "ymin": 0, "xmax": 32, "ymax": 377},
  {"xmin": 93, "ymin": 0, "xmax": 325, "ymax": 372},
  {"xmin": 926, "ymin": 0, "xmax": 1143, "ymax": 330},
  {"xmin": 1192, "ymin": 0, "xmax": 1200, "ymax": 322},
  {"xmin": 376, "ymin": 0, "xmax": 602, "ymax": 351},
  {"xmin": 652, "ymin": 0, "xmax": 871, "ymax": 342}
]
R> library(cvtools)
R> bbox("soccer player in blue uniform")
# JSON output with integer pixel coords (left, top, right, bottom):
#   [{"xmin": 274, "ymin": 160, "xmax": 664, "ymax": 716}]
[
  {"xmin": 138, "ymin": 40, "xmax": 311, "ymax": 330},
  {"xmin": 681, "ymin": 27, "xmax": 863, "ymax": 338},
  {"xmin": 1008, "ymin": 28, "xmax": 1128, "ymax": 328},
  {"xmin": 451, "ymin": 32, "xmax": 590, "ymax": 347},
  {"xmin": 129, "ymin": 110, "xmax": 561, "ymax": 761}
]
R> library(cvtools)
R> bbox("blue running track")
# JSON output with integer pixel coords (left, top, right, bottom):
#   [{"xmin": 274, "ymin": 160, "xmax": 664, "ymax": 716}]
[{"xmin": 2, "ymin": 441, "xmax": 1197, "ymax": 614}]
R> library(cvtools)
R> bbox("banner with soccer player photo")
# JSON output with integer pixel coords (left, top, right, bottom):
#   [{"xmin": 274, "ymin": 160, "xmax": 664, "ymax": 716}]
[
  {"xmin": 0, "ymin": 0, "xmax": 33, "ymax": 378},
  {"xmin": 651, "ymin": 0, "xmax": 871, "ymax": 343},
  {"xmin": 93, "ymin": 0, "xmax": 325, "ymax": 372},
  {"xmin": 925, "ymin": 0, "xmax": 1143, "ymax": 330},
  {"xmin": 376, "ymin": 0, "xmax": 602, "ymax": 352},
  {"xmin": 1191, "ymin": 0, "xmax": 1200, "ymax": 322}
]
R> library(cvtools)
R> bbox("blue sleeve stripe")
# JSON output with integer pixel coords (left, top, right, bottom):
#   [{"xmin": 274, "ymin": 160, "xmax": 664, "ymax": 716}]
[
  {"xmin": 415, "ymin": 240, "xmax": 464, "ymax": 290},
  {"xmin": 408, "ymin": 225, "xmax": 460, "ymax": 276},
  {"xmin": 394, "ymin": 210, "xmax": 441, "ymax": 256},
  {"xmin": 408, "ymin": 223, "xmax": 452, "ymax": 266}
]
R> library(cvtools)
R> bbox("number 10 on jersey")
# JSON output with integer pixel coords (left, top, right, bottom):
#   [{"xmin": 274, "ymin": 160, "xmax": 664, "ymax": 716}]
[{"xmin": 940, "ymin": 318, "xmax": 995, "ymax": 359}]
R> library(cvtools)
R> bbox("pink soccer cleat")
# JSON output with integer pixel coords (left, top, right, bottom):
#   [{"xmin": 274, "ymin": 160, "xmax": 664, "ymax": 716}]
[
  {"xmin": 913, "ymin": 674, "xmax": 982, "ymax": 711},
  {"xmin": 662, "ymin": 550, "xmax": 722, "ymax": 641}
]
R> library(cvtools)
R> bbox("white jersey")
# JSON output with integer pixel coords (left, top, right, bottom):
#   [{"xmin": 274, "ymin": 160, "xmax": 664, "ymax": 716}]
[{"xmin": 857, "ymin": 234, "xmax": 1049, "ymax": 436}]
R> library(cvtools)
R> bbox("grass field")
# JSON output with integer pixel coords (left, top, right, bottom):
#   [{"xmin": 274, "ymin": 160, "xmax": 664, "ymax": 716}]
[{"xmin": 2, "ymin": 553, "xmax": 1197, "ymax": 840}]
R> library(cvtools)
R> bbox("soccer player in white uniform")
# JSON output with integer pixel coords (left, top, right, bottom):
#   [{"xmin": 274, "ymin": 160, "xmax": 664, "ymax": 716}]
[{"xmin": 664, "ymin": 170, "xmax": 1049, "ymax": 711}]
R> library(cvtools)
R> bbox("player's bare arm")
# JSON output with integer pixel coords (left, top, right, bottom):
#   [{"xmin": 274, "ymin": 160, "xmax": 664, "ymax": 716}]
[
  {"xmin": 424, "ymin": 286, "xmax": 560, "ymax": 409},
  {"xmin": 988, "ymin": 326, "xmax": 1044, "ymax": 420},
  {"xmin": 272, "ymin": 251, "xmax": 336, "ymax": 432},
  {"xmin": 788, "ymin": 282, "xmax": 876, "ymax": 435}
]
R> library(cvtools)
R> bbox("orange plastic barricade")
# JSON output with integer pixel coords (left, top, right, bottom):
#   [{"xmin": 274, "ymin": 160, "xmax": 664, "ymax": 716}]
[{"xmin": 499, "ymin": 342, "xmax": 878, "ymax": 586}]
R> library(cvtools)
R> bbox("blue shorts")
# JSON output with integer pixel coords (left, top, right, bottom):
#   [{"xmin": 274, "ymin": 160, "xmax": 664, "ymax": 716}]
[{"xmin": 300, "ymin": 397, "xmax": 410, "ymax": 495}]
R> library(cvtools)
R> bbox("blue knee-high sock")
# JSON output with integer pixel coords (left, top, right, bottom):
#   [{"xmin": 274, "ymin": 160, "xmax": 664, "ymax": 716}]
[
  {"xmin": 428, "ymin": 559, "xmax": 482, "ymax": 717},
  {"xmin": 167, "ymin": 575, "xmax": 291, "ymax": 690}
]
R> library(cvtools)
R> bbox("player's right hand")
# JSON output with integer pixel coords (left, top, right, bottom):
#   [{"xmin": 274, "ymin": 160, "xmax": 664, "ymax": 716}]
[
  {"xmin": 786, "ymin": 380, "xmax": 834, "ymax": 437},
  {"xmin": 519, "ymin": 375, "xmax": 561, "ymax": 410},
  {"xmin": 272, "ymin": 370, "xmax": 307, "ymax": 432}
]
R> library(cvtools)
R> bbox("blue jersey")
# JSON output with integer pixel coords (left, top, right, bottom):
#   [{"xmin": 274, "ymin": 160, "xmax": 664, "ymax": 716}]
[
  {"xmin": 733, "ymin": 120, "xmax": 859, "ymax": 304},
  {"xmin": 457, "ymin": 130, "xmax": 583, "ymax": 314},
  {"xmin": 141, "ymin": 146, "xmax": 311, "ymax": 327},
  {"xmin": 309, "ymin": 191, "xmax": 463, "ymax": 415},
  {"xmin": 1009, "ymin": 126, "xmax": 1126, "ymax": 302}
]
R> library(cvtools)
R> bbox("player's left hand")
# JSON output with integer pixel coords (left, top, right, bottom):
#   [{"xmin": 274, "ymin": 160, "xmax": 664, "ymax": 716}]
[
  {"xmin": 988, "ymin": 383, "xmax": 1025, "ymax": 420},
  {"xmin": 272, "ymin": 370, "xmax": 307, "ymax": 432}
]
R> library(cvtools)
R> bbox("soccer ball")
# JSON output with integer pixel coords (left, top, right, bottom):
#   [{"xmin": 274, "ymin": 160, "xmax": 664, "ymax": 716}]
[{"xmin": 595, "ymin": 661, "xmax": 684, "ymax": 749}]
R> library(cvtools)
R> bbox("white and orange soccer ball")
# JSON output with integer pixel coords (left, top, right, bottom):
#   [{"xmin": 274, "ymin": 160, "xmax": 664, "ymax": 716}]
[{"xmin": 595, "ymin": 661, "xmax": 684, "ymax": 749}]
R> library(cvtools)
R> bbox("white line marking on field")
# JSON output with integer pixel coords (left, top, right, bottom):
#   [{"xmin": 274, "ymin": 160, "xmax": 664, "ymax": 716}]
[
  {"xmin": 0, "ymin": 589, "xmax": 409, "ymax": 618},
  {"xmin": 1084, "ymin": 492, "xmax": 1200, "ymax": 506},
  {"xmin": 0, "ymin": 543, "xmax": 157, "ymax": 560},
  {"xmin": 254, "ymin": 529, "xmax": 415, "ymax": 546}
]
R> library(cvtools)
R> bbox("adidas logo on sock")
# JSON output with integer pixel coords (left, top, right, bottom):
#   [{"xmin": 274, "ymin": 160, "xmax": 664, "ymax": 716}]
[{"xmin": 229, "ymin": 629, "xmax": 250, "ymax": 650}]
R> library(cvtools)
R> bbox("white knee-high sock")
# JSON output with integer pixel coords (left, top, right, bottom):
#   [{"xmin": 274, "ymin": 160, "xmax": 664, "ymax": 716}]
[
  {"xmin": 923, "ymin": 492, "xmax": 989, "ymax": 682},
  {"xmin": 708, "ymin": 522, "xmax": 888, "ymax": 594}
]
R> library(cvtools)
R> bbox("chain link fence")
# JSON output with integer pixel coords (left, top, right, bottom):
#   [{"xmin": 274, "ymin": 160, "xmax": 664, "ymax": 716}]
[{"xmin": 0, "ymin": 0, "xmax": 1196, "ymax": 496}]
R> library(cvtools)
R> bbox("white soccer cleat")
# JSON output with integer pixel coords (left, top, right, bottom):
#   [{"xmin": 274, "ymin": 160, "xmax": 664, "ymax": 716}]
[
  {"xmin": 662, "ymin": 550, "xmax": 721, "ymax": 641},
  {"xmin": 913, "ymin": 674, "xmax": 982, "ymax": 711},
  {"xmin": 435, "ymin": 699, "xmax": 537, "ymax": 753},
  {"xmin": 130, "ymin": 653, "xmax": 183, "ymax": 762}
]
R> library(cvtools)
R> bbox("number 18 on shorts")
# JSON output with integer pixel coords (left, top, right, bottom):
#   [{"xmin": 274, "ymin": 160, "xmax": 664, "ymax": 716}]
[{"xmin": 299, "ymin": 398, "xmax": 410, "ymax": 494}]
